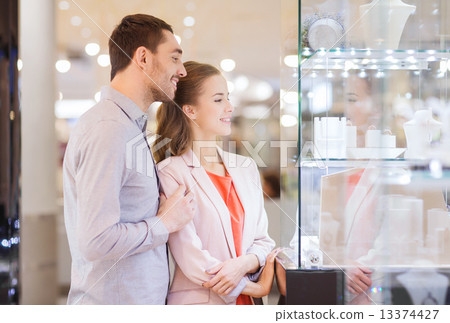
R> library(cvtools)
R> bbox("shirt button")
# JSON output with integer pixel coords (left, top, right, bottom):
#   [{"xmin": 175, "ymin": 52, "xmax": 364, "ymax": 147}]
[{"xmin": 143, "ymin": 115, "xmax": 148, "ymax": 120}]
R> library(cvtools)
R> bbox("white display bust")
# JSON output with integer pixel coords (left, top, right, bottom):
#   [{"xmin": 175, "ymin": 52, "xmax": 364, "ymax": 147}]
[
  {"xmin": 403, "ymin": 110, "xmax": 441, "ymax": 159},
  {"xmin": 397, "ymin": 268, "xmax": 448, "ymax": 305},
  {"xmin": 360, "ymin": 0, "xmax": 416, "ymax": 49}
]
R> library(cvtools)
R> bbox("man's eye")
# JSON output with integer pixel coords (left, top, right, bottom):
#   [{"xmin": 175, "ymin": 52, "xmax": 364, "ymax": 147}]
[
  {"xmin": 215, "ymin": 99, "xmax": 222, "ymax": 102},
  {"xmin": 172, "ymin": 57, "xmax": 178, "ymax": 62}
]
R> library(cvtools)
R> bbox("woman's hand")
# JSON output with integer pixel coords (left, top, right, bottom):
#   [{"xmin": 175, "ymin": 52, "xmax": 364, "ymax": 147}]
[
  {"xmin": 242, "ymin": 248, "xmax": 281, "ymax": 298},
  {"xmin": 346, "ymin": 263, "xmax": 372, "ymax": 295},
  {"xmin": 203, "ymin": 255, "xmax": 257, "ymax": 296}
]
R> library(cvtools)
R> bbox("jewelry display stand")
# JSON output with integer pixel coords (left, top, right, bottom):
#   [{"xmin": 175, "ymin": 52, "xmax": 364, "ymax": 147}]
[
  {"xmin": 359, "ymin": 0, "xmax": 416, "ymax": 49},
  {"xmin": 396, "ymin": 268, "xmax": 448, "ymax": 305},
  {"xmin": 403, "ymin": 110, "xmax": 442, "ymax": 159}
]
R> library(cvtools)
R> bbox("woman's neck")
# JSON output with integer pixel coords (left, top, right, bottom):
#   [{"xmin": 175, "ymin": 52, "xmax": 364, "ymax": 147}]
[
  {"xmin": 193, "ymin": 143, "xmax": 220, "ymax": 167},
  {"xmin": 191, "ymin": 135, "xmax": 227, "ymax": 176}
]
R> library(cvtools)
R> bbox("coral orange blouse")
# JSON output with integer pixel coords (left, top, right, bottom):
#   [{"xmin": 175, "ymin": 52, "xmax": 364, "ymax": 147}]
[{"xmin": 206, "ymin": 169, "xmax": 253, "ymax": 305}]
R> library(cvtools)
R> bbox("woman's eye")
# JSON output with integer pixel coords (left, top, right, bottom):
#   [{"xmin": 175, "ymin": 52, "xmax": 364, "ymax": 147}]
[{"xmin": 214, "ymin": 99, "xmax": 222, "ymax": 103}]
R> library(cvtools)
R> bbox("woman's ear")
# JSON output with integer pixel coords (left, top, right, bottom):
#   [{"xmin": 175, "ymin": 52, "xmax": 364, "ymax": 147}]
[{"xmin": 183, "ymin": 105, "xmax": 197, "ymax": 120}]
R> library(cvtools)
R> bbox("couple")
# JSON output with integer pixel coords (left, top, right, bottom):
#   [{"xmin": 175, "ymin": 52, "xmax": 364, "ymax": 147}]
[{"xmin": 63, "ymin": 14, "xmax": 277, "ymax": 305}]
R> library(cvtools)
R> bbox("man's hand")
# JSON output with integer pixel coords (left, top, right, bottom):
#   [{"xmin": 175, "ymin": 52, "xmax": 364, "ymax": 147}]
[
  {"xmin": 157, "ymin": 185, "xmax": 195, "ymax": 233},
  {"xmin": 346, "ymin": 264, "xmax": 372, "ymax": 295},
  {"xmin": 253, "ymin": 248, "xmax": 280, "ymax": 297},
  {"xmin": 203, "ymin": 257, "xmax": 251, "ymax": 296},
  {"xmin": 240, "ymin": 248, "xmax": 281, "ymax": 298}
]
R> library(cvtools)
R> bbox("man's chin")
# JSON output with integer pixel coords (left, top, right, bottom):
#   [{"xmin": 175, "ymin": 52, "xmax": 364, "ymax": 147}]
[
  {"xmin": 159, "ymin": 94, "xmax": 175, "ymax": 103},
  {"xmin": 154, "ymin": 92, "xmax": 175, "ymax": 103}
]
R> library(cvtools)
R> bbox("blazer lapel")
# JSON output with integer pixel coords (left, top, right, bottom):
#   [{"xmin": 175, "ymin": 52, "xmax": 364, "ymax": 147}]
[
  {"xmin": 219, "ymin": 148, "xmax": 253, "ymax": 252},
  {"xmin": 182, "ymin": 150, "xmax": 237, "ymax": 258}
]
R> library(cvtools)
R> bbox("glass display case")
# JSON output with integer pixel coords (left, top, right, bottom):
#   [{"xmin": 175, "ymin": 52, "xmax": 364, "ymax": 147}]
[{"xmin": 277, "ymin": 0, "xmax": 450, "ymax": 305}]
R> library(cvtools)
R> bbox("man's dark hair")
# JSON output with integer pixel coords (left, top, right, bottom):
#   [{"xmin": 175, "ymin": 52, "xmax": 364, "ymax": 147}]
[{"xmin": 108, "ymin": 14, "xmax": 173, "ymax": 80}]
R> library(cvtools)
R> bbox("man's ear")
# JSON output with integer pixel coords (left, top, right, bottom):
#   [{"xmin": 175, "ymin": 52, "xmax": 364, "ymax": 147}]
[
  {"xmin": 134, "ymin": 46, "xmax": 151, "ymax": 70},
  {"xmin": 183, "ymin": 105, "xmax": 197, "ymax": 120}
]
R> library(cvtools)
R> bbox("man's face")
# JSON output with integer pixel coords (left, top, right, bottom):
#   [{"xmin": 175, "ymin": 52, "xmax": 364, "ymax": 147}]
[{"xmin": 146, "ymin": 30, "xmax": 186, "ymax": 102}]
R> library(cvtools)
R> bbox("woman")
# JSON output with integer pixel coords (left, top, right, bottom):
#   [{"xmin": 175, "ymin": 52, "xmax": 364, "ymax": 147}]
[{"xmin": 154, "ymin": 61, "xmax": 277, "ymax": 305}]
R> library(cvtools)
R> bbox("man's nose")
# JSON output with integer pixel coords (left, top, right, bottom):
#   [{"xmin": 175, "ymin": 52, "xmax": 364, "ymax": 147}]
[{"xmin": 178, "ymin": 63, "xmax": 187, "ymax": 78}]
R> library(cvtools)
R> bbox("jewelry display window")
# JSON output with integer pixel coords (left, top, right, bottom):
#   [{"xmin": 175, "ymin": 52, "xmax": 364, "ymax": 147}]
[{"xmin": 278, "ymin": 0, "xmax": 450, "ymax": 305}]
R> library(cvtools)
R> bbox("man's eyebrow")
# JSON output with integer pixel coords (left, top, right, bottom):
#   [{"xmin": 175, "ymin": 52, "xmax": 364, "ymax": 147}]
[{"xmin": 172, "ymin": 48, "xmax": 183, "ymax": 55}]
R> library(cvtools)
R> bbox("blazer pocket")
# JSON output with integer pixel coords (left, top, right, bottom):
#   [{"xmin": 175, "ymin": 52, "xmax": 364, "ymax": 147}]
[{"xmin": 168, "ymin": 288, "xmax": 210, "ymax": 305}]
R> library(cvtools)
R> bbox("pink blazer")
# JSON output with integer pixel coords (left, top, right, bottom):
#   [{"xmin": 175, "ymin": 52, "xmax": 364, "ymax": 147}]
[{"xmin": 156, "ymin": 148, "xmax": 275, "ymax": 305}]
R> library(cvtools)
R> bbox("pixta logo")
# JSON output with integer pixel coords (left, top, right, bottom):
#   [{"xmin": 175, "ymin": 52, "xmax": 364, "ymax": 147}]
[{"xmin": 125, "ymin": 132, "xmax": 170, "ymax": 177}]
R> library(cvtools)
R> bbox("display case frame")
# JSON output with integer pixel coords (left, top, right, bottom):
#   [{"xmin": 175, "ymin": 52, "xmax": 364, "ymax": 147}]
[{"xmin": 277, "ymin": 0, "xmax": 450, "ymax": 305}]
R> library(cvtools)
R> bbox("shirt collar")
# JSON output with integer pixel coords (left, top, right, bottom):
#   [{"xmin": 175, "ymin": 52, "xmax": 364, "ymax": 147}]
[{"xmin": 101, "ymin": 86, "xmax": 148, "ymax": 129}]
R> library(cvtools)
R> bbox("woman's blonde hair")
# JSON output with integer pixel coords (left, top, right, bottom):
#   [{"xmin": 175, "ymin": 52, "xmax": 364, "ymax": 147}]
[{"xmin": 153, "ymin": 61, "xmax": 221, "ymax": 163}]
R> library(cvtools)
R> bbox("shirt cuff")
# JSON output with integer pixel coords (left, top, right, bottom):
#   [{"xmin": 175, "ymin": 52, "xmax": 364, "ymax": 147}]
[
  {"xmin": 246, "ymin": 248, "xmax": 266, "ymax": 267},
  {"xmin": 144, "ymin": 216, "xmax": 169, "ymax": 248},
  {"xmin": 219, "ymin": 276, "xmax": 249, "ymax": 304},
  {"xmin": 247, "ymin": 266, "xmax": 264, "ymax": 282}
]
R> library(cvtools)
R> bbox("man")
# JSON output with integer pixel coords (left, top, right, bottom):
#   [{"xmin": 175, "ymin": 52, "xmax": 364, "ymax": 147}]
[{"xmin": 63, "ymin": 14, "xmax": 195, "ymax": 304}]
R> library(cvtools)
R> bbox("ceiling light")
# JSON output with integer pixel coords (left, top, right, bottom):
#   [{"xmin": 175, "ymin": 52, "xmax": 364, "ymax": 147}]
[
  {"xmin": 55, "ymin": 59, "xmax": 71, "ymax": 73},
  {"xmin": 70, "ymin": 16, "xmax": 82, "ymax": 26},
  {"xmin": 17, "ymin": 59, "xmax": 23, "ymax": 71},
  {"xmin": 58, "ymin": 1, "xmax": 70, "ymax": 10},
  {"xmin": 220, "ymin": 59, "xmax": 236, "ymax": 72},
  {"xmin": 284, "ymin": 55, "xmax": 298, "ymax": 68},
  {"xmin": 183, "ymin": 16, "xmax": 195, "ymax": 27},
  {"xmin": 248, "ymin": 81, "xmax": 273, "ymax": 101},
  {"xmin": 85, "ymin": 43, "xmax": 100, "ymax": 56},
  {"xmin": 283, "ymin": 91, "xmax": 298, "ymax": 105},
  {"xmin": 241, "ymin": 104, "xmax": 270, "ymax": 119},
  {"xmin": 186, "ymin": 2, "xmax": 196, "ymax": 11},
  {"xmin": 97, "ymin": 54, "xmax": 110, "ymax": 67},
  {"xmin": 234, "ymin": 75, "xmax": 249, "ymax": 91},
  {"xmin": 376, "ymin": 70, "xmax": 385, "ymax": 78},
  {"xmin": 81, "ymin": 28, "xmax": 91, "ymax": 38},
  {"xmin": 281, "ymin": 115, "xmax": 298, "ymax": 128},
  {"xmin": 183, "ymin": 29, "xmax": 194, "ymax": 39}
]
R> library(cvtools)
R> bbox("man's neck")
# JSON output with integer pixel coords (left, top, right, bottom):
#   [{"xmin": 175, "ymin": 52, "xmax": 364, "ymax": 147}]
[{"xmin": 110, "ymin": 76, "xmax": 153, "ymax": 113}]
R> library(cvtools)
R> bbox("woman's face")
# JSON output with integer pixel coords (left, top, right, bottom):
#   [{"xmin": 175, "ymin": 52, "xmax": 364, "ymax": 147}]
[
  {"xmin": 190, "ymin": 74, "xmax": 234, "ymax": 138},
  {"xmin": 345, "ymin": 75, "xmax": 373, "ymax": 127}
]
